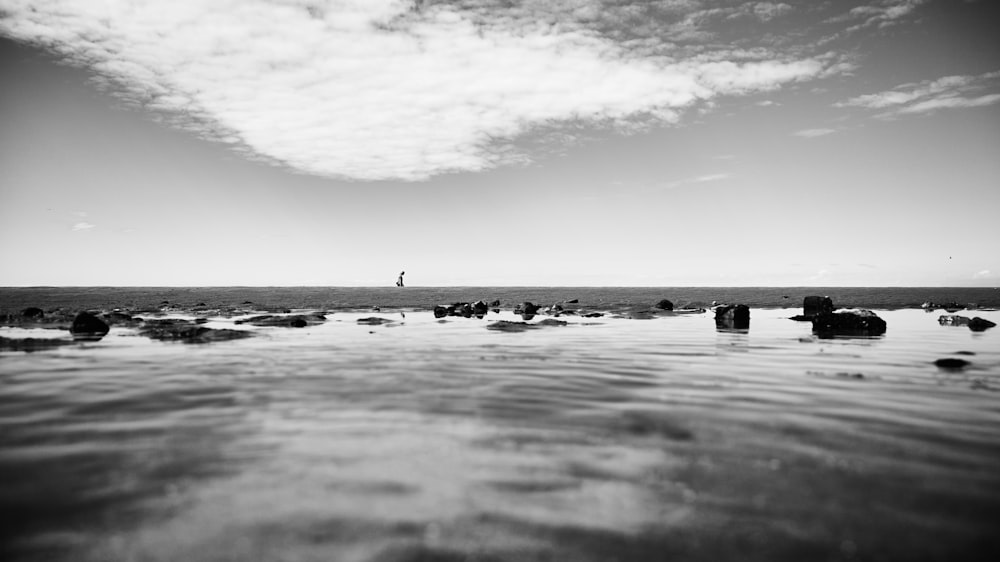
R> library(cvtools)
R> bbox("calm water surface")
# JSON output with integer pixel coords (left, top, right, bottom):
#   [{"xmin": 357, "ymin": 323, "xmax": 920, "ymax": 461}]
[{"xmin": 2, "ymin": 305, "xmax": 999, "ymax": 561}]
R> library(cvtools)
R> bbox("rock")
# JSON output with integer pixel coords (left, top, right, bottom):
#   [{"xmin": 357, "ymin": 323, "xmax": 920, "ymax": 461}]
[
  {"xmin": 102, "ymin": 311, "xmax": 141, "ymax": 326},
  {"xmin": 486, "ymin": 320, "xmax": 532, "ymax": 332},
  {"xmin": 139, "ymin": 320, "xmax": 253, "ymax": 343},
  {"xmin": 969, "ymin": 317, "xmax": 997, "ymax": 332},
  {"xmin": 811, "ymin": 310, "xmax": 886, "ymax": 337},
  {"xmin": 70, "ymin": 311, "xmax": 110, "ymax": 340},
  {"xmin": 21, "ymin": 307, "xmax": 45, "ymax": 318},
  {"xmin": 565, "ymin": 299, "xmax": 579, "ymax": 304},
  {"xmin": 515, "ymin": 302, "xmax": 540, "ymax": 315},
  {"xmin": 582, "ymin": 312, "xmax": 604, "ymax": 318},
  {"xmin": 655, "ymin": 299, "xmax": 674, "ymax": 311},
  {"xmin": 803, "ymin": 296, "xmax": 834, "ymax": 317},
  {"xmin": 715, "ymin": 304, "xmax": 750, "ymax": 330},
  {"xmin": 938, "ymin": 315, "xmax": 970, "ymax": 326},
  {"xmin": 490, "ymin": 299, "xmax": 501, "ymax": 307},
  {"xmin": 357, "ymin": 317, "xmax": 394, "ymax": 325},
  {"xmin": 486, "ymin": 318, "xmax": 567, "ymax": 332},
  {"xmin": 472, "ymin": 300, "xmax": 489, "ymax": 317},
  {"xmin": 934, "ymin": 358, "xmax": 970, "ymax": 369},
  {"xmin": 433, "ymin": 306, "xmax": 449, "ymax": 319},
  {"xmin": 234, "ymin": 314, "xmax": 325, "ymax": 327}
]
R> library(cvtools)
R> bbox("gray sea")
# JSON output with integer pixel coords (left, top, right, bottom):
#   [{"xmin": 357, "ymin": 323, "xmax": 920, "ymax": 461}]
[{"xmin": 2, "ymin": 287, "xmax": 999, "ymax": 561}]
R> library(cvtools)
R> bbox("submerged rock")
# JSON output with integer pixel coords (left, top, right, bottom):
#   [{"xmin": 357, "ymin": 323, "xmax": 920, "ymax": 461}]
[
  {"xmin": 715, "ymin": 304, "xmax": 750, "ymax": 331},
  {"xmin": 70, "ymin": 311, "xmax": 110, "ymax": 340},
  {"xmin": 235, "ymin": 314, "xmax": 326, "ymax": 328},
  {"xmin": 486, "ymin": 319, "xmax": 568, "ymax": 332},
  {"xmin": 0, "ymin": 335, "xmax": 77, "ymax": 352},
  {"xmin": 934, "ymin": 358, "xmax": 970, "ymax": 369},
  {"xmin": 812, "ymin": 310, "xmax": 886, "ymax": 337},
  {"xmin": 655, "ymin": 299, "xmax": 674, "ymax": 311},
  {"xmin": 139, "ymin": 319, "xmax": 253, "ymax": 343},
  {"xmin": 357, "ymin": 317, "xmax": 394, "ymax": 325}
]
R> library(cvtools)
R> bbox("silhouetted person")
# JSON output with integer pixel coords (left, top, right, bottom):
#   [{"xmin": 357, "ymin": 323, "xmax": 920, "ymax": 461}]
[{"xmin": 396, "ymin": 271, "xmax": 405, "ymax": 287}]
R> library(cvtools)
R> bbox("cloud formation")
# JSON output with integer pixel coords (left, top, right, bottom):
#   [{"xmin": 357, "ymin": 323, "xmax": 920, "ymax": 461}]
[
  {"xmin": 1, "ymin": 0, "xmax": 852, "ymax": 180},
  {"xmin": 72, "ymin": 222, "xmax": 96, "ymax": 231},
  {"xmin": 793, "ymin": 127, "xmax": 836, "ymax": 138},
  {"xmin": 837, "ymin": 70, "xmax": 1000, "ymax": 118}
]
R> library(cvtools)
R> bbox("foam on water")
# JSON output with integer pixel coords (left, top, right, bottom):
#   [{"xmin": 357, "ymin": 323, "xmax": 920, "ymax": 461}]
[{"xmin": 2, "ymin": 294, "xmax": 1000, "ymax": 561}]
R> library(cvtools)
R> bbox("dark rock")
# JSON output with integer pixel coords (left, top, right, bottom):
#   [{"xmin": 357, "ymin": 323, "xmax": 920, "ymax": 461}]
[
  {"xmin": 453, "ymin": 302, "xmax": 473, "ymax": 318},
  {"xmin": 0, "ymin": 335, "xmax": 77, "ymax": 352},
  {"xmin": 472, "ymin": 300, "xmax": 489, "ymax": 317},
  {"xmin": 21, "ymin": 307, "xmax": 45, "ymax": 318},
  {"xmin": 490, "ymin": 299, "xmax": 501, "ymax": 307},
  {"xmin": 357, "ymin": 317, "xmax": 394, "ymax": 325},
  {"xmin": 655, "ymin": 299, "xmax": 674, "ymax": 311},
  {"xmin": 515, "ymin": 302, "xmax": 540, "ymax": 315},
  {"xmin": 582, "ymin": 312, "xmax": 604, "ymax": 318},
  {"xmin": 565, "ymin": 299, "xmax": 579, "ymax": 304},
  {"xmin": 715, "ymin": 304, "xmax": 750, "ymax": 331},
  {"xmin": 803, "ymin": 296, "xmax": 834, "ymax": 318},
  {"xmin": 536, "ymin": 319, "xmax": 568, "ymax": 327},
  {"xmin": 433, "ymin": 306, "xmax": 449, "ymax": 319},
  {"xmin": 939, "ymin": 315, "xmax": 970, "ymax": 326},
  {"xmin": 934, "ymin": 358, "xmax": 970, "ymax": 369},
  {"xmin": 811, "ymin": 310, "xmax": 886, "ymax": 337},
  {"xmin": 969, "ymin": 317, "xmax": 997, "ymax": 332},
  {"xmin": 70, "ymin": 311, "xmax": 110, "ymax": 340}
]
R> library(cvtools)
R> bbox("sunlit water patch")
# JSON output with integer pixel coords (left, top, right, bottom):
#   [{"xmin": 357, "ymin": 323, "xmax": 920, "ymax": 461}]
[{"xmin": 2, "ymin": 308, "xmax": 999, "ymax": 561}]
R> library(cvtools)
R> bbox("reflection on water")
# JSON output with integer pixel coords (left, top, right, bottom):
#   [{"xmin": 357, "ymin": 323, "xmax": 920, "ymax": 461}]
[{"xmin": 2, "ymin": 309, "xmax": 999, "ymax": 561}]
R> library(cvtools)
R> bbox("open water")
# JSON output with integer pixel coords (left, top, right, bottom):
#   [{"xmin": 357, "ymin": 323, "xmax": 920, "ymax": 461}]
[{"xmin": 1, "ymin": 287, "xmax": 999, "ymax": 561}]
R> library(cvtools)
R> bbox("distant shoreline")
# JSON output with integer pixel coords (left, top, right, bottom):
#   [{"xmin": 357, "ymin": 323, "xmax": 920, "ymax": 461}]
[{"xmin": 2, "ymin": 286, "xmax": 998, "ymax": 313}]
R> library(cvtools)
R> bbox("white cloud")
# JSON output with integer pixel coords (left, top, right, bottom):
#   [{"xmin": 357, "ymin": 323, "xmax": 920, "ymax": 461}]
[
  {"xmin": 793, "ymin": 127, "xmax": 836, "ymax": 138},
  {"xmin": 837, "ymin": 70, "xmax": 1000, "ymax": 117},
  {"xmin": 0, "ymin": 0, "xmax": 845, "ymax": 181},
  {"xmin": 72, "ymin": 222, "xmax": 96, "ymax": 231},
  {"xmin": 845, "ymin": 0, "xmax": 929, "ymax": 32},
  {"xmin": 973, "ymin": 269, "xmax": 994, "ymax": 280},
  {"xmin": 693, "ymin": 173, "xmax": 730, "ymax": 183}
]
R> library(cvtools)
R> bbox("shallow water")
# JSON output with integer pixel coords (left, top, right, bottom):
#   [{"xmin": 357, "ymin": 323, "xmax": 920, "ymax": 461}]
[{"xmin": 2, "ymin": 304, "xmax": 1000, "ymax": 561}]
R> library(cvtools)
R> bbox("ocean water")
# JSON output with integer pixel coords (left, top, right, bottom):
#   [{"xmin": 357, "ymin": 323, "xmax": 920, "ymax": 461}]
[{"xmin": 1, "ymin": 287, "xmax": 999, "ymax": 562}]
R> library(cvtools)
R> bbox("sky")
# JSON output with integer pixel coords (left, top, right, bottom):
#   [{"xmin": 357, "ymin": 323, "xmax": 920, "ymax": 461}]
[{"xmin": 1, "ymin": 0, "xmax": 998, "ymax": 287}]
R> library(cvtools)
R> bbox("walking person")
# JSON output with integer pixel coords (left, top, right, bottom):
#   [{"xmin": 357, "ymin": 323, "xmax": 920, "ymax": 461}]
[{"xmin": 396, "ymin": 271, "xmax": 405, "ymax": 287}]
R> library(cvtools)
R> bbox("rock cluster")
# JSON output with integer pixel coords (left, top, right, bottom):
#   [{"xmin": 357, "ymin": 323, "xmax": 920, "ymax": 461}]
[
  {"xmin": 811, "ymin": 310, "xmax": 886, "ymax": 337},
  {"xmin": 434, "ymin": 300, "xmax": 491, "ymax": 319},
  {"xmin": 938, "ymin": 315, "xmax": 996, "ymax": 332}
]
